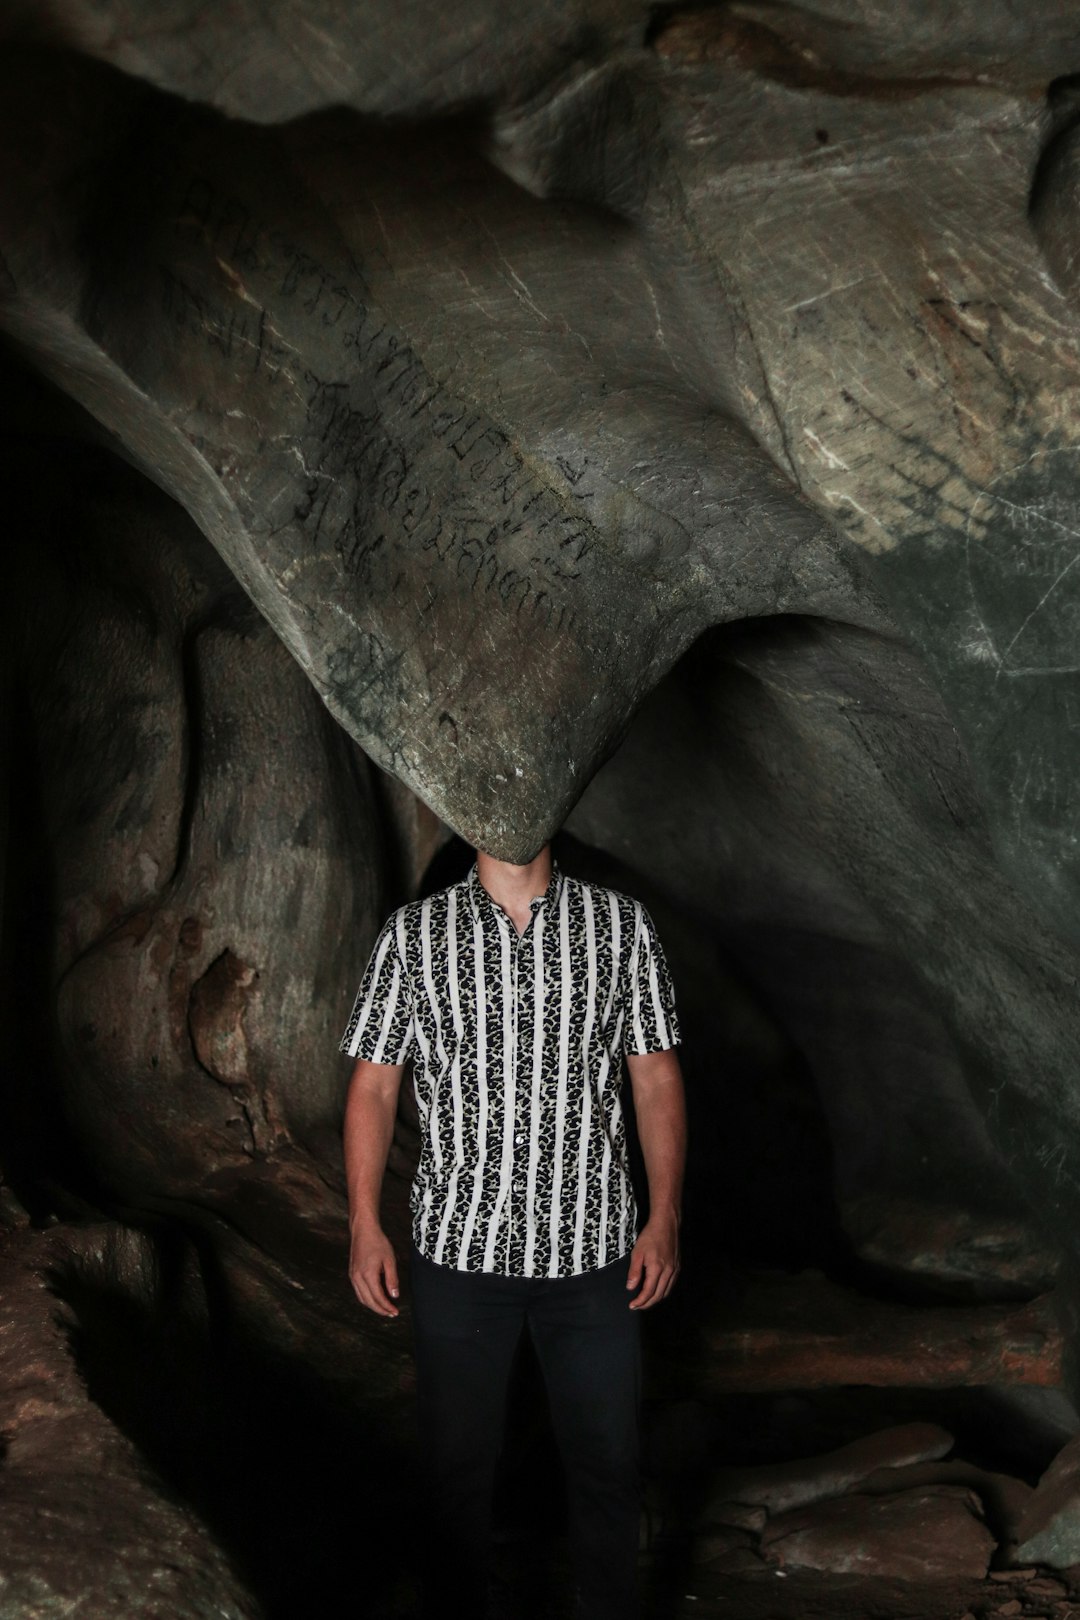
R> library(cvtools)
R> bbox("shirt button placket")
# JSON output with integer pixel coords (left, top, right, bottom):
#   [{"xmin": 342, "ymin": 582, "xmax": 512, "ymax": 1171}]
[
  {"xmin": 508, "ymin": 920, "xmax": 520, "ymax": 1275},
  {"xmin": 513, "ymin": 915, "xmax": 533, "ymax": 1275}
]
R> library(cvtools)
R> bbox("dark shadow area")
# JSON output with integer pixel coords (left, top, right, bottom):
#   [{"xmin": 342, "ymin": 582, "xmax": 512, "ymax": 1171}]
[
  {"xmin": 48, "ymin": 1224, "xmax": 420, "ymax": 1619},
  {"xmin": 1, "ymin": 449, "xmax": 125, "ymax": 1227},
  {"xmin": 0, "ymin": 688, "xmax": 74, "ymax": 1221},
  {"xmin": 1029, "ymin": 73, "xmax": 1080, "ymax": 221}
]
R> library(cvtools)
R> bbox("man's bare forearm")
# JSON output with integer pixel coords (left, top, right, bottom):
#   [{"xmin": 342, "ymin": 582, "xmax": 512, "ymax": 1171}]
[
  {"xmin": 343, "ymin": 1058, "xmax": 404, "ymax": 1229},
  {"xmin": 624, "ymin": 1047, "xmax": 686, "ymax": 1308},
  {"xmin": 344, "ymin": 1070, "xmax": 398, "ymax": 1227},
  {"xmin": 628, "ymin": 1047, "xmax": 686, "ymax": 1223},
  {"xmin": 343, "ymin": 1059, "xmax": 407, "ymax": 1318}
]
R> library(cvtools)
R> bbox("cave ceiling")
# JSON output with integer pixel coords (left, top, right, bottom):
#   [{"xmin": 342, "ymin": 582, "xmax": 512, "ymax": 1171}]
[
  {"xmin": 1, "ymin": 0, "xmax": 1078, "ymax": 918},
  {"xmin": 4, "ymin": 0, "xmax": 1080, "ymax": 1245}
]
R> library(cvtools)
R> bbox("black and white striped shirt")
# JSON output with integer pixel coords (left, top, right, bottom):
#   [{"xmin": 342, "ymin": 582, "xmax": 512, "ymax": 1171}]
[{"xmin": 340, "ymin": 862, "xmax": 680, "ymax": 1278}]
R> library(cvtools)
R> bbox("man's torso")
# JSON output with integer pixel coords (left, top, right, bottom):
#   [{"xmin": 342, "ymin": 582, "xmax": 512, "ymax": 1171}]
[{"xmin": 342, "ymin": 864, "xmax": 679, "ymax": 1278}]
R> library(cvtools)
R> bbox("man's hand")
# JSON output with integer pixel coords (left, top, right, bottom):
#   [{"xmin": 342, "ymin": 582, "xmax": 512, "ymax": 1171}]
[
  {"xmin": 349, "ymin": 1221, "xmax": 401, "ymax": 1318},
  {"xmin": 626, "ymin": 1212, "xmax": 680, "ymax": 1309}
]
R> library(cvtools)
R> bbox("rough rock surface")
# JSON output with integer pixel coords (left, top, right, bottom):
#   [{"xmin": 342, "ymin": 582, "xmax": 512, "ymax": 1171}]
[
  {"xmin": 1011, "ymin": 1434, "xmax": 1080, "ymax": 1569},
  {"xmin": 0, "ymin": 1222, "xmax": 261, "ymax": 1619},
  {"xmin": 6, "ymin": 1, "xmax": 1080, "ymax": 891},
  {"xmin": 1, "ymin": 415, "xmax": 429, "ymax": 1618},
  {"xmin": 856, "ymin": 1461, "xmax": 1033, "ymax": 1548},
  {"xmin": 10, "ymin": 0, "xmax": 1065, "ymax": 927},
  {"xmin": 655, "ymin": 1258, "xmax": 1062, "ymax": 1399},
  {"xmin": 705, "ymin": 1422, "xmax": 954, "ymax": 1515},
  {"xmin": 0, "ymin": 47, "xmax": 869, "ymax": 859},
  {"xmin": 840, "ymin": 1197, "xmax": 1061, "ymax": 1300},
  {"xmin": 0, "ymin": 0, "xmax": 651, "ymax": 124},
  {"xmin": 567, "ymin": 622, "xmax": 1080, "ymax": 1347},
  {"xmin": 3, "ymin": 2, "xmax": 1080, "ymax": 1327},
  {"xmin": 10, "ymin": 442, "xmax": 385, "ymax": 1195},
  {"xmin": 507, "ymin": 17, "xmax": 1080, "ymax": 940},
  {"xmin": 8, "ymin": 3, "xmax": 1080, "ymax": 1613},
  {"xmin": 691, "ymin": 1524, "xmax": 764, "ymax": 1574},
  {"xmin": 761, "ymin": 1485, "xmax": 996, "ymax": 1580}
]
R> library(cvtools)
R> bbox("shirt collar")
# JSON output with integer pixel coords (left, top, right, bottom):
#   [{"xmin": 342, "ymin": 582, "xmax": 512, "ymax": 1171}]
[{"xmin": 466, "ymin": 859, "xmax": 563, "ymax": 925}]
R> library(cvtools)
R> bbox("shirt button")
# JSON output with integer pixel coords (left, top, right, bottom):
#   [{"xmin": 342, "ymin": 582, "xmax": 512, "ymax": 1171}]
[{"xmin": 515, "ymin": 1133, "xmax": 524, "ymax": 1145}]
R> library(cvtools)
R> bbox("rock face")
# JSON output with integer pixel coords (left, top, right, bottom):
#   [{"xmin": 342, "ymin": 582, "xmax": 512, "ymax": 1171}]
[
  {"xmin": 4, "ymin": 0, "xmax": 1080, "ymax": 1308},
  {"xmin": 3, "ymin": 415, "xmax": 425, "ymax": 1618},
  {"xmin": 691, "ymin": 1421, "xmax": 1045, "ymax": 1583},
  {"xmin": 3, "ymin": 4, "xmax": 1078, "ymax": 924},
  {"xmin": 660, "ymin": 1269, "xmax": 1063, "ymax": 1395},
  {"xmin": 1012, "ymin": 1435, "xmax": 1080, "ymax": 1569},
  {"xmin": 706, "ymin": 1423, "xmax": 955, "ymax": 1516},
  {"xmin": 510, "ymin": 13, "xmax": 1080, "ymax": 942},
  {"xmin": 0, "ymin": 46, "xmax": 869, "ymax": 862},
  {"xmin": 761, "ymin": 1485, "xmax": 996, "ymax": 1580},
  {"xmin": 0, "ymin": 0, "xmax": 651, "ymax": 124},
  {"xmin": 10, "ymin": 442, "xmax": 386, "ymax": 1197},
  {"xmin": 566, "ymin": 622, "xmax": 1080, "ymax": 1314},
  {"xmin": 3, "ymin": 2, "xmax": 1080, "ymax": 1262},
  {"xmin": 8, "ymin": 1, "xmax": 1080, "ymax": 1613},
  {"xmin": 839, "ymin": 1197, "xmax": 1061, "ymax": 1301},
  {"xmin": 0, "ymin": 1222, "xmax": 261, "ymax": 1619}
]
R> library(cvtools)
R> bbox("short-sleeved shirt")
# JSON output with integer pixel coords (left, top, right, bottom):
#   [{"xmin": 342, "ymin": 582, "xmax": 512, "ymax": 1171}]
[{"xmin": 340, "ymin": 861, "xmax": 680, "ymax": 1278}]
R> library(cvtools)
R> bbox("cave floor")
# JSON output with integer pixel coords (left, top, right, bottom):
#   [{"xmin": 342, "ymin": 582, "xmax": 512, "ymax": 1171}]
[
  {"xmin": 17, "ymin": 1206, "xmax": 1077, "ymax": 1620},
  {"xmin": 644, "ymin": 1567, "xmax": 1080, "ymax": 1620},
  {"xmin": 467, "ymin": 1531, "xmax": 1080, "ymax": 1620}
]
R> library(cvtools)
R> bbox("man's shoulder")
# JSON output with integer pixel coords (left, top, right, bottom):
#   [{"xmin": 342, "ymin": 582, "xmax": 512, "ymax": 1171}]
[
  {"xmin": 563, "ymin": 874, "xmax": 645, "ymax": 927},
  {"xmin": 382, "ymin": 875, "xmax": 469, "ymax": 936}
]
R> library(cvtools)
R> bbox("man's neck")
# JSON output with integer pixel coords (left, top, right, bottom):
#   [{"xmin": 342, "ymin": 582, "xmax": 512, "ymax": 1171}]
[{"xmin": 476, "ymin": 846, "xmax": 553, "ymax": 935}]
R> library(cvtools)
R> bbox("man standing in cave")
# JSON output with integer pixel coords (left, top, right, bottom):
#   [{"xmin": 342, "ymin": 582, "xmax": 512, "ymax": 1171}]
[{"xmin": 340, "ymin": 841, "xmax": 686, "ymax": 1620}]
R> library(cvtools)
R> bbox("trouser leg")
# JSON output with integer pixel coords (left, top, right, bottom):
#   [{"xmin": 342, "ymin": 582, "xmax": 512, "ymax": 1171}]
[
  {"xmin": 409, "ymin": 1248, "xmax": 525, "ymax": 1619},
  {"xmin": 527, "ymin": 1257, "xmax": 643, "ymax": 1620}
]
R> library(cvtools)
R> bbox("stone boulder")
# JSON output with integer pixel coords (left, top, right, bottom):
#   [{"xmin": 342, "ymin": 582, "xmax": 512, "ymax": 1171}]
[
  {"xmin": 761, "ymin": 1484, "xmax": 996, "ymax": 1580},
  {"xmin": 705, "ymin": 1422, "xmax": 954, "ymax": 1516},
  {"xmin": 1011, "ymin": 1434, "xmax": 1080, "ymax": 1569},
  {"xmin": 0, "ymin": 1222, "xmax": 261, "ymax": 1619}
]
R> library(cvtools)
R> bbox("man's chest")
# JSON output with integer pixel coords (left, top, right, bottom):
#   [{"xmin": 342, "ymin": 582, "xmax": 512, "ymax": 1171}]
[{"xmin": 404, "ymin": 918, "xmax": 627, "ymax": 1058}]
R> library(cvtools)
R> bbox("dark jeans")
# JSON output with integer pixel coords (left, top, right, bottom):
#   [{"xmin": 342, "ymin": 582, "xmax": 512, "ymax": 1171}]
[{"xmin": 410, "ymin": 1245, "xmax": 642, "ymax": 1620}]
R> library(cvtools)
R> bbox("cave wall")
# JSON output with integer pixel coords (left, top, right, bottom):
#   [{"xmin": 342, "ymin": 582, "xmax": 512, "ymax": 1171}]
[
  {"xmin": 5, "ymin": 2, "xmax": 1080, "ymax": 1615},
  {"xmin": 9, "ymin": 440, "xmax": 387, "ymax": 1194}
]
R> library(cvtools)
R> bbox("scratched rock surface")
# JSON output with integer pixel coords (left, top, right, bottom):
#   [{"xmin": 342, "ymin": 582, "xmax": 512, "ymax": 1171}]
[
  {"xmin": 1, "ymin": 11, "xmax": 1079, "ymax": 915},
  {"xmin": 840, "ymin": 1197, "xmax": 1061, "ymax": 1301},
  {"xmin": 0, "ymin": 0, "xmax": 651, "ymax": 123},
  {"xmin": 495, "ymin": 15, "xmax": 1080, "ymax": 938},
  {"xmin": 0, "ymin": 0, "xmax": 1079, "ymax": 1343},
  {"xmin": 10, "ymin": 437, "xmax": 386, "ymax": 1195},
  {"xmin": 0, "ymin": 43, "xmax": 878, "ymax": 860},
  {"xmin": 5, "ymin": 0, "xmax": 1079, "ymax": 129}
]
